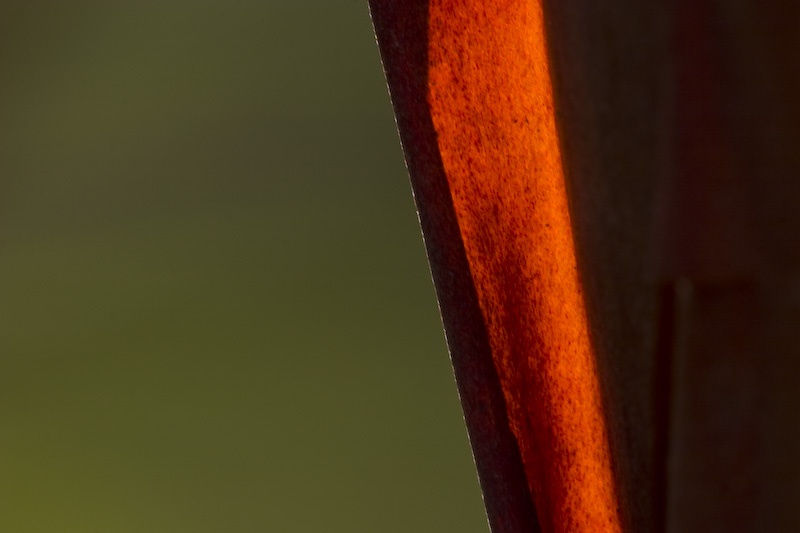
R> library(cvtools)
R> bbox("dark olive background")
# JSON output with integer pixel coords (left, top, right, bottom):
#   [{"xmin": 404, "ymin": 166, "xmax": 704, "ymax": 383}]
[{"xmin": 0, "ymin": 2, "xmax": 486, "ymax": 531}]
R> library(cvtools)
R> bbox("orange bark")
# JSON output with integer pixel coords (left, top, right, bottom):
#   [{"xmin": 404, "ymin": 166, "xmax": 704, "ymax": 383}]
[{"xmin": 426, "ymin": 2, "xmax": 621, "ymax": 531}]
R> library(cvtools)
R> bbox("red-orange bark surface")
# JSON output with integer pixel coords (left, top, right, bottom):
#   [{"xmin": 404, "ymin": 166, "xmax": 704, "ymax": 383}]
[{"xmin": 426, "ymin": 2, "xmax": 621, "ymax": 531}]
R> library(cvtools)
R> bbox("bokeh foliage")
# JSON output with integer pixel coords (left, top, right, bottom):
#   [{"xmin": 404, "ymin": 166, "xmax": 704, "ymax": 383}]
[{"xmin": 0, "ymin": 2, "xmax": 486, "ymax": 531}]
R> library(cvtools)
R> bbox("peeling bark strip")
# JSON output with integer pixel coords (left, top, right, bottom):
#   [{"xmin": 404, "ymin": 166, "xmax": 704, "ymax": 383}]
[
  {"xmin": 426, "ymin": 2, "xmax": 621, "ymax": 532},
  {"xmin": 368, "ymin": 3, "xmax": 540, "ymax": 532},
  {"xmin": 370, "ymin": 2, "xmax": 621, "ymax": 532}
]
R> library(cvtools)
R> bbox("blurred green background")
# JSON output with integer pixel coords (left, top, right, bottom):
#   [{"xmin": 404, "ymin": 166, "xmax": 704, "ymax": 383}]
[{"xmin": 0, "ymin": 2, "xmax": 487, "ymax": 531}]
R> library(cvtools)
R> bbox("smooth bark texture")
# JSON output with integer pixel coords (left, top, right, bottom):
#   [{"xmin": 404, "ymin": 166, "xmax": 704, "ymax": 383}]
[{"xmin": 661, "ymin": 1, "xmax": 800, "ymax": 531}]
